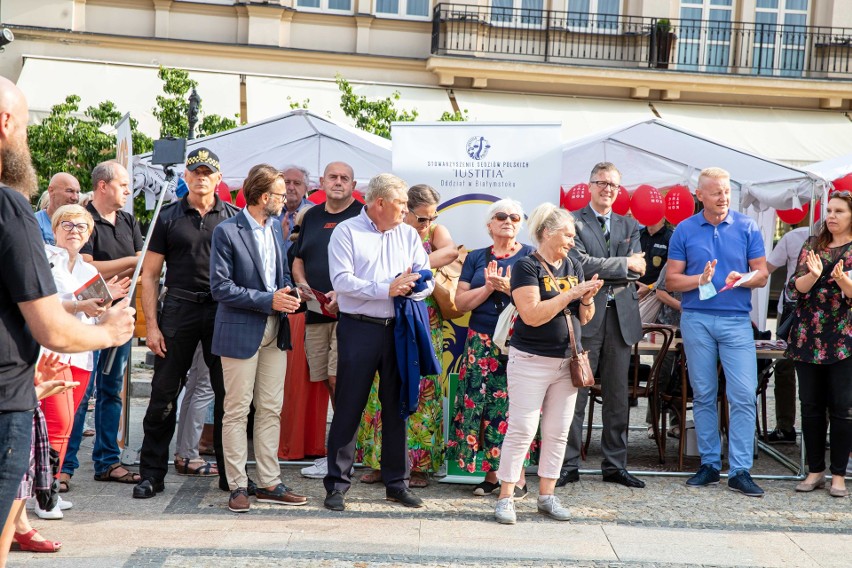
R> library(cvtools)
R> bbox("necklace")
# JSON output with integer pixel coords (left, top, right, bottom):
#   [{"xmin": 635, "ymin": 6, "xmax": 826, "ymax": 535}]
[{"xmin": 491, "ymin": 243, "xmax": 518, "ymax": 260}]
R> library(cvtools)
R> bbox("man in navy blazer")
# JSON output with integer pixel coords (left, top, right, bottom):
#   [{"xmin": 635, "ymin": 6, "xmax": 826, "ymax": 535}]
[{"xmin": 210, "ymin": 164, "xmax": 306, "ymax": 513}]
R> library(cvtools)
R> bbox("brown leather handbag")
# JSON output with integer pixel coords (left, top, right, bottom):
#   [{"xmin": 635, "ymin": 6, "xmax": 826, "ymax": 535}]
[{"xmin": 534, "ymin": 253, "xmax": 594, "ymax": 388}]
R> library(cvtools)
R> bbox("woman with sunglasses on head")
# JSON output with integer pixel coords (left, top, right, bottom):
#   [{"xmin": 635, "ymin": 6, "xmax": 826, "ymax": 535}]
[
  {"xmin": 446, "ymin": 199, "xmax": 538, "ymax": 497},
  {"xmin": 35, "ymin": 205, "xmax": 129, "ymax": 518},
  {"xmin": 785, "ymin": 190, "xmax": 852, "ymax": 498},
  {"xmin": 357, "ymin": 184, "xmax": 459, "ymax": 487}
]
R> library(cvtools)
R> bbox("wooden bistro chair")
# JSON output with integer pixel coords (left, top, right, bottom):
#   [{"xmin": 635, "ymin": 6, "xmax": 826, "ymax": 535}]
[{"xmin": 583, "ymin": 323, "xmax": 675, "ymax": 463}]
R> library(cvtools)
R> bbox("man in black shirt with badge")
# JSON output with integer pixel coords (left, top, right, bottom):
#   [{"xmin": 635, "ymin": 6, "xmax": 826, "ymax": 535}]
[
  {"xmin": 0, "ymin": 77, "xmax": 134, "ymax": 528},
  {"xmin": 134, "ymin": 148, "xmax": 239, "ymax": 498},
  {"xmin": 637, "ymin": 218, "xmax": 673, "ymax": 299}
]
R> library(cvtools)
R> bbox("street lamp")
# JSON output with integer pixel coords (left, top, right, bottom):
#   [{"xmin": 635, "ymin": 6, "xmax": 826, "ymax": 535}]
[{"xmin": 187, "ymin": 88, "xmax": 201, "ymax": 140}]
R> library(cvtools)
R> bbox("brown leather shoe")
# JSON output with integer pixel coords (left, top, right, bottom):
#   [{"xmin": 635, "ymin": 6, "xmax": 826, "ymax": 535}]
[
  {"xmin": 228, "ymin": 488, "xmax": 250, "ymax": 513},
  {"xmin": 255, "ymin": 483, "xmax": 308, "ymax": 506}
]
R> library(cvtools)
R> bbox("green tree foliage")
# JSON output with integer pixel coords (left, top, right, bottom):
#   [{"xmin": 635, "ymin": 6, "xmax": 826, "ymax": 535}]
[
  {"xmin": 27, "ymin": 95, "xmax": 153, "ymax": 196},
  {"xmin": 336, "ymin": 75, "xmax": 418, "ymax": 139},
  {"xmin": 28, "ymin": 67, "xmax": 238, "ymax": 223},
  {"xmin": 439, "ymin": 109, "xmax": 469, "ymax": 122}
]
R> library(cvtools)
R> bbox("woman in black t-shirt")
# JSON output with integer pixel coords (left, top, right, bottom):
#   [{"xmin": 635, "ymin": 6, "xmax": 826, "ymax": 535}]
[{"xmin": 493, "ymin": 203, "xmax": 602, "ymax": 525}]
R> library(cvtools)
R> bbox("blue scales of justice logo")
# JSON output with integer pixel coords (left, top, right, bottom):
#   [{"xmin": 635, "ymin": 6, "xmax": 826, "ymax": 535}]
[{"xmin": 465, "ymin": 136, "xmax": 491, "ymax": 160}]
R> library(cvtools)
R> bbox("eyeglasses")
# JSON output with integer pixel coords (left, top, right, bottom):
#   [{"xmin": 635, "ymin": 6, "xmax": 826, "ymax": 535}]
[
  {"xmin": 591, "ymin": 180, "xmax": 619, "ymax": 190},
  {"xmin": 59, "ymin": 221, "xmax": 89, "ymax": 233},
  {"xmin": 414, "ymin": 214, "xmax": 439, "ymax": 223},
  {"xmin": 492, "ymin": 212, "xmax": 521, "ymax": 222},
  {"xmin": 268, "ymin": 192, "xmax": 286, "ymax": 200}
]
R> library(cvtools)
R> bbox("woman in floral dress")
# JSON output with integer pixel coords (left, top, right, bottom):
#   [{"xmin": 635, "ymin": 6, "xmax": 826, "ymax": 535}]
[
  {"xmin": 785, "ymin": 190, "xmax": 852, "ymax": 498},
  {"xmin": 356, "ymin": 185, "xmax": 459, "ymax": 487},
  {"xmin": 446, "ymin": 199, "xmax": 537, "ymax": 497}
]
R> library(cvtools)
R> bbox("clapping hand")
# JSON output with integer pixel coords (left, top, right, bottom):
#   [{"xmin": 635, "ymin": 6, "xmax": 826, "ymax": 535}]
[
  {"xmin": 698, "ymin": 259, "xmax": 717, "ymax": 286},
  {"xmin": 578, "ymin": 274, "xmax": 604, "ymax": 304},
  {"xmin": 484, "ymin": 261, "xmax": 511, "ymax": 294},
  {"xmin": 107, "ymin": 276, "xmax": 131, "ymax": 301},
  {"xmin": 34, "ymin": 352, "xmax": 76, "ymax": 400},
  {"xmin": 805, "ymin": 250, "xmax": 823, "ymax": 279},
  {"xmin": 831, "ymin": 261, "xmax": 848, "ymax": 282}
]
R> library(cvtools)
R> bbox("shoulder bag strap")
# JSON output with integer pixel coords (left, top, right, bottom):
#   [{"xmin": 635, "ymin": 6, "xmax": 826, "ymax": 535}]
[{"xmin": 533, "ymin": 252, "xmax": 582, "ymax": 355}]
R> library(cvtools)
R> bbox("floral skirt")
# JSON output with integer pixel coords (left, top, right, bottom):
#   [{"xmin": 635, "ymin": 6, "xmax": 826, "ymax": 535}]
[
  {"xmin": 446, "ymin": 329, "xmax": 539, "ymax": 473},
  {"xmin": 355, "ymin": 299, "xmax": 445, "ymax": 473}
]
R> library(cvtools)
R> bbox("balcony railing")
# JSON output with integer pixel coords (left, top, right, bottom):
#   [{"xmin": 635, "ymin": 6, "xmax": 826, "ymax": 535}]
[{"xmin": 430, "ymin": 3, "xmax": 852, "ymax": 79}]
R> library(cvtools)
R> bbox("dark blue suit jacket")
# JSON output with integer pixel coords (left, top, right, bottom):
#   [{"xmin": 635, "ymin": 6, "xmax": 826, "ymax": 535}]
[{"xmin": 210, "ymin": 210, "xmax": 293, "ymax": 359}]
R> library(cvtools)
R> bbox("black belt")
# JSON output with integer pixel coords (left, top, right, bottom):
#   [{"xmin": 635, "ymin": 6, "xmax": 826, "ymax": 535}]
[
  {"xmin": 167, "ymin": 288, "xmax": 214, "ymax": 304},
  {"xmin": 341, "ymin": 313, "xmax": 395, "ymax": 327}
]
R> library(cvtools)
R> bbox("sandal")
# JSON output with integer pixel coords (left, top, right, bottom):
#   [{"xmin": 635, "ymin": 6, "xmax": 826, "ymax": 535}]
[
  {"xmin": 360, "ymin": 469, "xmax": 383, "ymax": 484},
  {"xmin": 174, "ymin": 457, "xmax": 219, "ymax": 477},
  {"xmin": 58, "ymin": 473, "xmax": 71, "ymax": 493},
  {"xmin": 94, "ymin": 463, "xmax": 141, "ymax": 484},
  {"xmin": 668, "ymin": 425, "xmax": 682, "ymax": 439},
  {"xmin": 13, "ymin": 529, "xmax": 61, "ymax": 553},
  {"xmin": 409, "ymin": 473, "xmax": 429, "ymax": 488}
]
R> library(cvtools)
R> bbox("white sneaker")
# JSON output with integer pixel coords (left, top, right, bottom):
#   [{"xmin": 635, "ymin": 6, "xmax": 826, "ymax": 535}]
[
  {"xmin": 57, "ymin": 496, "xmax": 73, "ymax": 510},
  {"xmin": 33, "ymin": 499, "xmax": 63, "ymax": 520},
  {"xmin": 537, "ymin": 494, "xmax": 571, "ymax": 521},
  {"xmin": 494, "ymin": 497, "xmax": 516, "ymax": 525},
  {"xmin": 301, "ymin": 458, "xmax": 328, "ymax": 479}
]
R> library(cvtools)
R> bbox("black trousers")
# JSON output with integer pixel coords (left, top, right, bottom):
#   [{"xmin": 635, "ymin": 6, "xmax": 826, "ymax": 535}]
[
  {"xmin": 795, "ymin": 357, "xmax": 852, "ymax": 476},
  {"xmin": 139, "ymin": 297, "xmax": 226, "ymax": 487},
  {"xmin": 323, "ymin": 315, "xmax": 409, "ymax": 493}
]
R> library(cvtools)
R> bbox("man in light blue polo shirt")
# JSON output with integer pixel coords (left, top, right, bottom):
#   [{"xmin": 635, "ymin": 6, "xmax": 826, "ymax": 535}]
[
  {"xmin": 35, "ymin": 172, "xmax": 81, "ymax": 244},
  {"xmin": 666, "ymin": 167, "xmax": 769, "ymax": 497}
]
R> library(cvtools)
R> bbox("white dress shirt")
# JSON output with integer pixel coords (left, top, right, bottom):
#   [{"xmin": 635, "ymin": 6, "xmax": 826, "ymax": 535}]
[
  {"xmin": 328, "ymin": 207, "xmax": 432, "ymax": 318},
  {"xmin": 44, "ymin": 245, "xmax": 98, "ymax": 370},
  {"xmin": 243, "ymin": 208, "xmax": 277, "ymax": 293}
]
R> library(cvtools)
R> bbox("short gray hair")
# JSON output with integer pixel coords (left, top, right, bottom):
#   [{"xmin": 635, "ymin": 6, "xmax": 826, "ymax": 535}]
[
  {"xmin": 281, "ymin": 164, "xmax": 310, "ymax": 183},
  {"xmin": 365, "ymin": 173, "xmax": 407, "ymax": 204},
  {"xmin": 527, "ymin": 203, "xmax": 574, "ymax": 246},
  {"xmin": 590, "ymin": 162, "xmax": 621, "ymax": 180},
  {"xmin": 91, "ymin": 160, "xmax": 125, "ymax": 191},
  {"xmin": 407, "ymin": 184, "xmax": 440, "ymax": 210}
]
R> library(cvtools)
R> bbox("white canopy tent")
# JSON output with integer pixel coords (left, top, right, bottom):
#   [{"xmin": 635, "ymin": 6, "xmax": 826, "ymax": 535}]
[
  {"xmin": 805, "ymin": 152, "xmax": 852, "ymax": 182},
  {"xmin": 135, "ymin": 109, "xmax": 392, "ymax": 199},
  {"xmin": 560, "ymin": 118, "xmax": 832, "ymax": 328}
]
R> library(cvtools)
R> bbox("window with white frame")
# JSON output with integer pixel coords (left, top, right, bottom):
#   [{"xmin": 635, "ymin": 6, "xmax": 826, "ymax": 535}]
[
  {"xmin": 567, "ymin": 0, "xmax": 620, "ymax": 31},
  {"xmin": 677, "ymin": 0, "xmax": 734, "ymax": 73},
  {"xmin": 753, "ymin": 0, "xmax": 809, "ymax": 77},
  {"xmin": 296, "ymin": 0, "xmax": 353, "ymax": 13},
  {"xmin": 490, "ymin": 0, "xmax": 545, "ymax": 26},
  {"xmin": 376, "ymin": 0, "xmax": 431, "ymax": 18}
]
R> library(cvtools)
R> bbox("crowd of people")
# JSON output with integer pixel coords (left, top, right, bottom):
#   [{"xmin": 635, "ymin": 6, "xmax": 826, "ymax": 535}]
[{"xmin": 1, "ymin": 75, "xmax": 852, "ymax": 564}]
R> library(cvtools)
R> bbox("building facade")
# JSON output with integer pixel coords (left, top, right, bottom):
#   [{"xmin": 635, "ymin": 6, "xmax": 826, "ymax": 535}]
[{"xmin": 1, "ymin": 0, "xmax": 851, "ymax": 163}]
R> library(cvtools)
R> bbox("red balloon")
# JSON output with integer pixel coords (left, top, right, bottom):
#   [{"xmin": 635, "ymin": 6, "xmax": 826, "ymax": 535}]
[
  {"xmin": 307, "ymin": 189, "xmax": 366, "ymax": 205},
  {"xmin": 308, "ymin": 190, "xmax": 326, "ymax": 204},
  {"xmin": 832, "ymin": 173, "xmax": 852, "ymax": 191},
  {"xmin": 216, "ymin": 181, "xmax": 231, "ymax": 203},
  {"xmin": 611, "ymin": 185, "xmax": 630, "ymax": 216},
  {"xmin": 559, "ymin": 183, "xmax": 590, "ymax": 211},
  {"xmin": 663, "ymin": 185, "xmax": 694, "ymax": 225},
  {"xmin": 235, "ymin": 188, "xmax": 246, "ymax": 208},
  {"xmin": 777, "ymin": 204, "xmax": 808, "ymax": 225},
  {"xmin": 630, "ymin": 184, "xmax": 665, "ymax": 226}
]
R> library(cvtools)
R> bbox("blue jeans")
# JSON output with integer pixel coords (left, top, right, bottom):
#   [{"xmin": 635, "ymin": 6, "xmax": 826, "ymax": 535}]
[
  {"xmin": 680, "ymin": 311, "xmax": 757, "ymax": 474},
  {"xmin": 62, "ymin": 343, "xmax": 131, "ymax": 476},
  {"xmin": 0, "ymin": 409, "xmax": 34, "ymax": 522},
  {"xmin": 62, "ymin": 351, "xmax": 98, "ymax": 476}
]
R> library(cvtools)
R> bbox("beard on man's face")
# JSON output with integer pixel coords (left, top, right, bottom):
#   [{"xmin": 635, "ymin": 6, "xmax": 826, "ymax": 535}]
[{"xmin": 0, "ymin": 137, "xmax": 39, "ymax": 198}]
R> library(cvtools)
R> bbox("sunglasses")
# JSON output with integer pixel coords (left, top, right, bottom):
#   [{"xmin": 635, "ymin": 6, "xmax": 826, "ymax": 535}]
[
  {"xmin": 492, "ymin": 212, "xmax": 521, "ymax": 222},
  {"xmin": 831, "ymin": 190, "xmax": 852, "ymax": 198},
  {"xmin": 59, "ymin": 221, "xmax": 89, "ymax": 233},
  {"xmin": 591, "ymin": 180, "xmax": 619, "ymax": 190},
  {"xmin": 414, "ymin": 214, "xmax": 439, "ymax": 223}
]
